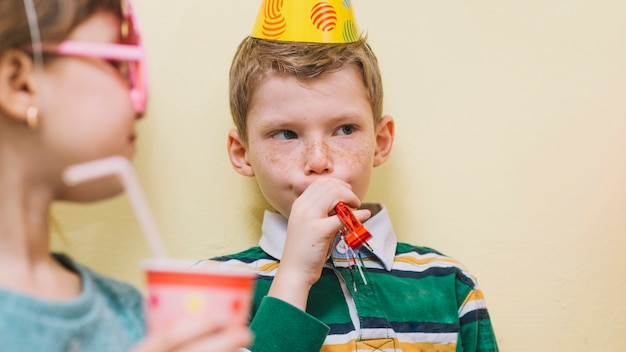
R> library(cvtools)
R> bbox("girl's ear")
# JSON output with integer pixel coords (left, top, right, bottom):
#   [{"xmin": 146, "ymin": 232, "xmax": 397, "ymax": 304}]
[
  {"xmin": 373, "ymin": 115, "xmax": 395, "ymax": 167},
  {"xmin": 0, "ymin": 49, "xmax": 38, "ymax": 124},
  {"xmin": 227, "ymin": 128, "xmax": 255, "ymax": 177}
]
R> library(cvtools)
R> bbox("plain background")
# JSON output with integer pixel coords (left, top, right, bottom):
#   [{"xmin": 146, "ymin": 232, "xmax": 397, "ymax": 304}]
[{"xmin": 51, "ymin": 1, "xmax": 626, "ymax": 350}]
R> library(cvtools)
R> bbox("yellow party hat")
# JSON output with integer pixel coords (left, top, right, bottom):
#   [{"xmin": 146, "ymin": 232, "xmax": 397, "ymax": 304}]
[{"xmin": 251, "ymin": 0, "xmax": 360, "ymax": 43}]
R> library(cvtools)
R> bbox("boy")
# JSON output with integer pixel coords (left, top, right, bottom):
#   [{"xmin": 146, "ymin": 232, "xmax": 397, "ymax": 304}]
[{"xmin": 215, "ymin": 1, "xmax": 498, "ymax": 351}]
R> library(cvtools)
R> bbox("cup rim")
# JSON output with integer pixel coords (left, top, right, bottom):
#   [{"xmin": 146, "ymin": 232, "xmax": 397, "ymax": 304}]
[{"xmin": 141, "ymin": 258, "xmax": 257, "ymax": 278}]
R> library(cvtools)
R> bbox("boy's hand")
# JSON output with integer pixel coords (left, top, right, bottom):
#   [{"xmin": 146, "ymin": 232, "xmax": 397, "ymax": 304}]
[{"xmin": 268, "ymin": 178, "xmax": 371, "ymax": 310}]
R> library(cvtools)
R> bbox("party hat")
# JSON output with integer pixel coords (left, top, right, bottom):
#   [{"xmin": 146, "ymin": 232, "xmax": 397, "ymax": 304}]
[{"xmin": 251, "ymin": 0, "xmax": 360, "ymax": 43}]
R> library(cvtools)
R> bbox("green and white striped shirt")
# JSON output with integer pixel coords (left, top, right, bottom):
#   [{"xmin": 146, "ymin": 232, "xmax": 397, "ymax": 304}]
[{"xmin": 213, "ymin": 204, "xmax": 498, "ymax": 352}]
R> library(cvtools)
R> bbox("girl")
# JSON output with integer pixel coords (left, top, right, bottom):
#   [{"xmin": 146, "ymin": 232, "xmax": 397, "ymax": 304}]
[{"xmin": 0, "ymin": 0, "xmax": 251, "ymax": 350}]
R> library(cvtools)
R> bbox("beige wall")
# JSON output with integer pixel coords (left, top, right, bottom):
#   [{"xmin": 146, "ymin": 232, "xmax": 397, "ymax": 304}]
[{"xmin": 51, "ymin": 1, "xmax": 626, "ymax": 350}]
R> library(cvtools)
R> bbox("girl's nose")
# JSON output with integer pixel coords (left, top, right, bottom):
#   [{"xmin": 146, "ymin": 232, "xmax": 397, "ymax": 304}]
[{"xmin": 304, "ymin": 140, "xmax": 333, "ymax": 175}]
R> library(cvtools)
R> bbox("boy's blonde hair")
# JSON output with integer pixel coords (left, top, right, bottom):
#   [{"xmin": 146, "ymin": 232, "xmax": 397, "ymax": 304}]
[
  {"xmin": 0, "ymin": 0, "xmax": 122, "ymax": 54},
  {"xmin": 229, "ymin": 36, "xmax": 384, "ymax": 144}
]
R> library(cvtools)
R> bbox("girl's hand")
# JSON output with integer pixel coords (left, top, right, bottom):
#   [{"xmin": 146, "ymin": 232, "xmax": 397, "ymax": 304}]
[{"xmin": 133, "ymin": 315, "xmax": 252, "ymax": 352}]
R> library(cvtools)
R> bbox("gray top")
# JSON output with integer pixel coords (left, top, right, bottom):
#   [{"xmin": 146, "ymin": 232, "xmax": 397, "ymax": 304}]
[{"xmin": 0, "ymin": 253, "xmax": 145, "ymax": 352}]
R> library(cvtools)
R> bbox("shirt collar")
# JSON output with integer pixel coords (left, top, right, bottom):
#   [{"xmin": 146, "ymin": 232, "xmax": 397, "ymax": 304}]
[{"xmin": 259, "ymin": 203, "xmax": 397, "ymax": 271}]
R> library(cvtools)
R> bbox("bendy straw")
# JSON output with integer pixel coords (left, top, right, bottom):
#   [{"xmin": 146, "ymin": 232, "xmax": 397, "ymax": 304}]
[{"xmin": 63, "ymin": 156, "xmax": 168, "ymax": 259}]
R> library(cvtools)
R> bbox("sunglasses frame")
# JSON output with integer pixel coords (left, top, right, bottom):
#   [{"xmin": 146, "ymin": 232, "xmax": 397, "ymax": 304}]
[{"xmin": 34, "ymin": 0, "xmax": 148, "ymax": 115}]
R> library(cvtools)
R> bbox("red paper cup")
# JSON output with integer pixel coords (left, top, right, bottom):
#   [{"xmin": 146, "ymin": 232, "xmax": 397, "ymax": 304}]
[{"xmin": 143, "ymin": 259, "xmax": 256, "ymax": 332}]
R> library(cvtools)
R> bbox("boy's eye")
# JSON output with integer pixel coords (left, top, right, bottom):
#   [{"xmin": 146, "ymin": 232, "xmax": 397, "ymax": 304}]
[
  {"xmin": 272, "ymin": 130, "xmax": 298, "ymax": 140},
  {"xmin": 336, "ymin": 125, "xmax": 355, "ymax": 136}
]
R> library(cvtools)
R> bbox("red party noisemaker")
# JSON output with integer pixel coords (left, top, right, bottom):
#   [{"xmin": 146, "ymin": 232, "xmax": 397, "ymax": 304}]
[{"xmin": 334, "ymin": 202, "xmax": 373, "ymax": 251}]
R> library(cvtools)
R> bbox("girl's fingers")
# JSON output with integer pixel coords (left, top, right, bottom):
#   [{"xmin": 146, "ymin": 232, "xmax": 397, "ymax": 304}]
[
  {"xmin": 173, "ymin": 327, "xmax": 253, "ymax": 352},
  {"xmin": 133, "ymin": 315, "xmax": 243, "ymax": 352}
]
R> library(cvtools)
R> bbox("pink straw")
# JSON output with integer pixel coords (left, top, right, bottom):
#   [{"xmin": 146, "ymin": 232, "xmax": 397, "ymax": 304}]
[{"xmin": 62, "ymin": 156, "xmax": 168, "ymax": 259}]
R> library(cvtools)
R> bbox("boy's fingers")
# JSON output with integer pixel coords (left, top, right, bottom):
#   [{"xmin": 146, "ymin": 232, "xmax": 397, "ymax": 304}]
[{"xmin": 352, "ymin": 209, "xmax": 372, "ymax": 223}]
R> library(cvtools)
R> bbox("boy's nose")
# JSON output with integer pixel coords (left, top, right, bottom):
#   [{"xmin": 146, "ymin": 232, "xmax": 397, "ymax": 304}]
[{"xmin": 304, "ymin": 141, "xmax": 333, "ymax": 175}]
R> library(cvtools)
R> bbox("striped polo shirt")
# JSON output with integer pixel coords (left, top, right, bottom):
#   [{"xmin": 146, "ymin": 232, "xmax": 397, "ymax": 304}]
[{"xmin": 213, "ymin": 204, "xmax": 498, "ymax": 352}]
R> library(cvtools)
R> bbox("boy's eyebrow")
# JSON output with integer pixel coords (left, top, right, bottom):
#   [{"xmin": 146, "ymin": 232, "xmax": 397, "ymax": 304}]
[
  {"xmin": 332, "ymin": 113, "xmax": 369, "ymax": 122},
  {"xmin": 323, "ymin": 112, "xmax": 375, "ymax": 126},
  {"xmin": 253, "ymin": 116, "xmax": 298, "ymax": 132},
  {"xmin": 259, "ymin": 113, "xmax": 364, "ymax": 125}
]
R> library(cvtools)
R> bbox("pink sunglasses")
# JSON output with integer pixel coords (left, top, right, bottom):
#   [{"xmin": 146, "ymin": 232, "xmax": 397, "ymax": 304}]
[{"xmin": 37, "ymin": 0, "xmax": 148, "ymax": 115}]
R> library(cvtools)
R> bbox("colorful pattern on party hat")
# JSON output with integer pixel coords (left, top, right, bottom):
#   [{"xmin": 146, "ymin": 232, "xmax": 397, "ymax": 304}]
[{"xmin": 251, "ymin": 0, "xmax": 360, "ymax": 43}]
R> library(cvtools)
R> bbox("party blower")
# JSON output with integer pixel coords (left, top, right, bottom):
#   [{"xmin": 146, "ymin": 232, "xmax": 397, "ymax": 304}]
[
  {"xmin": 334, "ymin": 202, "xmax": 373, "ymax": 252},
  {"xmin": 63, "ymin": 156, "xmax": 255, "ymax": 331}
]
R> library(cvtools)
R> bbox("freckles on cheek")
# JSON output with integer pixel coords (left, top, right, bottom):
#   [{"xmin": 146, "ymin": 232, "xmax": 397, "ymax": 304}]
[
  {"xmin": 254, "ymin": 149, "xmax": 286, "ymax": 174},
  {"xmin": 267, "ymin": 153, "xmax": 297, "ymax": 175},
  {"xmin": 341, "ymin": 139, "xmax": 375, "ymax": 170}
]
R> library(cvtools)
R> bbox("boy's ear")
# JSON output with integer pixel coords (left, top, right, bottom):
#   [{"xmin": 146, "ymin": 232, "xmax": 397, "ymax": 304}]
[
  {"xmin": 373, "ymin": 115, "xmax": 395, "ymax": 167},
  {"xmin": 227, "ymin": 128, "xmax": 255, "ymax": 177},
  {"xmin": 0, "ymin": 49, "xmax": 38, "ymax": 123}
]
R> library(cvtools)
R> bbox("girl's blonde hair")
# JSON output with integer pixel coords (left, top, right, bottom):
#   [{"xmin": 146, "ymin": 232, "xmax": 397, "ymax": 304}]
[{"xmin": 229, "ymin": 36, "xmax": 384, "ymax": 144}]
